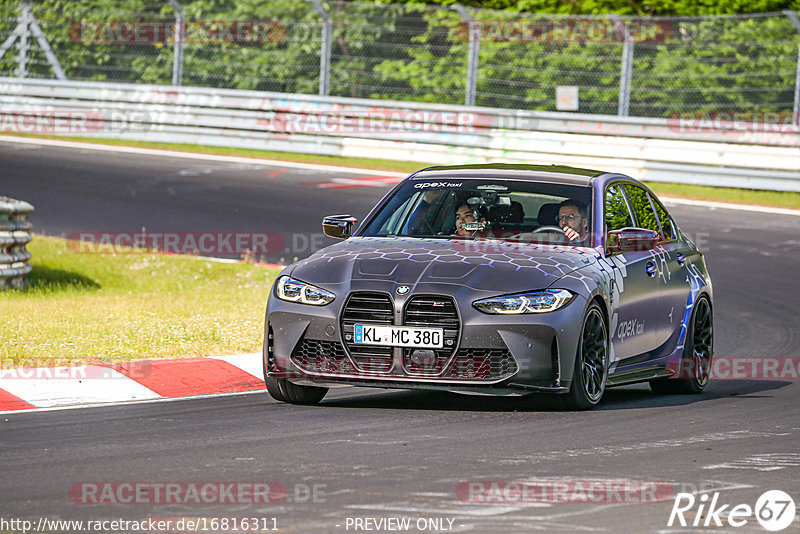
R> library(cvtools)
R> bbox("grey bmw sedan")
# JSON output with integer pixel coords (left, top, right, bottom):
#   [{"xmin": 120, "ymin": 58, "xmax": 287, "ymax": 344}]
[{"xmin": 263, "ymin": 164, "xmax": 713, "ymax": 409}]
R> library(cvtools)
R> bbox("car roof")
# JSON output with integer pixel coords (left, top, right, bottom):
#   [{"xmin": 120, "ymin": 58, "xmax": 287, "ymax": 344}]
[{"xmin": 411, "ymin": 163, "xmax": 605, "ymax": 186}]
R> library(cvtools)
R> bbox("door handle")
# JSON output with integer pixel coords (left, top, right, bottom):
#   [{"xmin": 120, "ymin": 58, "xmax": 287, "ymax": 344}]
[
  {"xmin": 676, "ymin": 253, "xmax": 686, "ymax": 266},
  {"xmin": 645, "ymin": 261, "xmax": 657, "ymax": 277}
]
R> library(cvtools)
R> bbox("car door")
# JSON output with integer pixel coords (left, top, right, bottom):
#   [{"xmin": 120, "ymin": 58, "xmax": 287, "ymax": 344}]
[
  {"xmin": 604, "ymin": 183, "xmax": 660, "ymax": 363},
  {"xmin": 646, "ymin": 191, "xmax": 694, "ymax": 350}
]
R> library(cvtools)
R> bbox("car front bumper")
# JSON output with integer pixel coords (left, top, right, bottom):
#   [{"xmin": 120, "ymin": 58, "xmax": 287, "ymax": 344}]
[{"xmin": 265, "ymin": 284, "xmax": 589, "ymax": 395}]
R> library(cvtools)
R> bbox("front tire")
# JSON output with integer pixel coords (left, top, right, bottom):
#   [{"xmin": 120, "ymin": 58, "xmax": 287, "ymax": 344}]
[
  {"xmin": 265, "ymin": 375, "xmax": 286, "ymax": 402},
  {"xmin": 562, "ymin": 303, "xmax": 608, "ymax": 410},
  {"xmin": 650, "ymin": 295, "xmax": 713, "ymax": 395},
  {"xmin": 265, "ymin": 377, "xmax": 328, "ymax": 405}
]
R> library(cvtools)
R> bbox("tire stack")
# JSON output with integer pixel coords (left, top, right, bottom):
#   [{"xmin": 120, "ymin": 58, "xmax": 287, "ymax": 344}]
[{"xmin": 0, "ymin": 196, "xmax": 34, "ymax": 289}]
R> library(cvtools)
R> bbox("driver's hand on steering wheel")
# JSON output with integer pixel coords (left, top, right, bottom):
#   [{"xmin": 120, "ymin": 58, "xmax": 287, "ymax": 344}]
[{"xmin": 562, "ymin": 226, "xmax": 580, "ymax": 241}]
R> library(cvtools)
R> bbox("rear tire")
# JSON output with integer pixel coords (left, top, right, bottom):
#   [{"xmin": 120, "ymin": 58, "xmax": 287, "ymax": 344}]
[
  {"xmin": 266, "ymin": 377, "xmax": 327, "ymax": 405},
  {"xmin": 562, "ymin": 303, "xmax": 608, "ymax": 410},
  {"xmin": 650, "ymin": 295, "xmax": 713, "ymax": 395}
]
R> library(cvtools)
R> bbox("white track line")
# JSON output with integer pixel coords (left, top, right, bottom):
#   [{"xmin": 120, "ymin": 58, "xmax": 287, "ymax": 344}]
[
  {"xmin": 660, "ymin": 196, "xmax": 800, "ymax": 216},
  {"xmin": 0, "ymin": 388, "xmax": 265, "ymax": 416},
  {"xmin": 0, "ymin": 135, "xmax": 407, "ymax": 177}
]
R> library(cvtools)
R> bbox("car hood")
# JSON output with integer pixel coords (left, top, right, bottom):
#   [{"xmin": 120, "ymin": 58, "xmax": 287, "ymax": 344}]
[{"xmin": 287, "ymin": 237, "xmax": 598, "ymax": 294}]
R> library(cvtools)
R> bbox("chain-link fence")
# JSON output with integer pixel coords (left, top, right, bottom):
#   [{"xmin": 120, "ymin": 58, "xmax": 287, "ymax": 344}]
[
  {"xmin": 1, "ymin": 0, "xmax": 799, "ymax": 119},
  {"xmin": 628, "ymin": 13, "xmax": 799, "ymax": 117}
]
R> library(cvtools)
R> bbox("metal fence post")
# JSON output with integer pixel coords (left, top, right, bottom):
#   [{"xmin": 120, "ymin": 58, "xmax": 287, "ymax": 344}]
[
  {"xmin": 16, "ymin": 0, "xmax": 32, "ymax": 78},
  {"xmin": 0, "ymin": 0, "xmax": 66, "ymax": 79},
  {"xmin": 168, "ymin": 0, "xmax": 185, "ymax": 86},
  {"xmin": 612, "ymin": 16, "xmax": 634, "ymax": 117},
  {"xmin": 453, "ymin": 5, "xmax": 479, "ymax": 107},
  {"xmin": 784, "ymin": 10, "xmax": 800, "ymax": 125},
  {"xmin": 308, "ymin": 0, "xmax": 331, "ymax": 96},
  {"xmin": 27, "ymin": 5, "xmax": 66, "ymax": 79},
  {"xmin": 0, "ymin": 25, "xmax": 23, "ymax": 66}
]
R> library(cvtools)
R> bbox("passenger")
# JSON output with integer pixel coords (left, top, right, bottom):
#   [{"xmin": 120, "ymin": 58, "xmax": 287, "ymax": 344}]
[
  {"xmin": 454, "ymin": 202, "xmax": 483, "ymax": 237},
  {"xmin": 557, "ymin": 199, "xmax": 589, "ymax": 244}
]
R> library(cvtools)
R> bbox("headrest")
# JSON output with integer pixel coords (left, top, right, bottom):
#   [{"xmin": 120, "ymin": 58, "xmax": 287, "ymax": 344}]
[
  {"xmin": 537, "ymin": 203, "xmax": 560, "ymax": 226},
  {"xmin": 488, "ymin": 201, "xmax": 524, "ymax": 224}
]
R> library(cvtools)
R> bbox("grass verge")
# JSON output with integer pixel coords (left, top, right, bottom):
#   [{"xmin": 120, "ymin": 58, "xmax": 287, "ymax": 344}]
[
  {"xmin": 6, "ymin": 133, "xmax": 800, "ymax": 209},
  {"xmin": 1, "ymin": 234, "xmax": 280, "ymax": 368}
]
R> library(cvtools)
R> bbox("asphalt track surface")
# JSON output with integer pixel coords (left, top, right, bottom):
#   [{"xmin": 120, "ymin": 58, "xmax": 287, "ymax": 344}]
[{"xmin": 1, "ymin": 139, "xmax": 800, "ymax": 533}]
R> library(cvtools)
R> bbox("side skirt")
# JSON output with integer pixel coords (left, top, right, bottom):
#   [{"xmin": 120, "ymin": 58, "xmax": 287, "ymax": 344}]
[{"xmin": 607, "ymin": 366, "xmax": 673, "ymax": 387}]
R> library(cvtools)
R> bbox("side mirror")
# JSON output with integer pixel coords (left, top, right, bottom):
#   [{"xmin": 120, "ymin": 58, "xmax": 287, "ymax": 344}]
[
  {"xmin": 606, "ymin": 228, "xmax": 659, "ymax": 255},
  {"xmin": 322, "ymin": 214, "xmax": 358, "ymax": 239}
]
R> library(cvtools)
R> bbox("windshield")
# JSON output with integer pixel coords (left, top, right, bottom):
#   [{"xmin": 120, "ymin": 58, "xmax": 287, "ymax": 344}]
[{"xmin": 360, "ymin": 177, "xmax": 594, "ymax": 247}]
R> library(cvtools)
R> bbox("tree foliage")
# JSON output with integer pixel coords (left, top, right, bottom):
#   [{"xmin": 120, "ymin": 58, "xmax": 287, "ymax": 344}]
[
  {"xmin": 0, "ymin": 0, "xmax": 797, "ymax": 118},
  {"xmin": 381, "ymin": 0, "xmax": 800, "ymax": 17}
]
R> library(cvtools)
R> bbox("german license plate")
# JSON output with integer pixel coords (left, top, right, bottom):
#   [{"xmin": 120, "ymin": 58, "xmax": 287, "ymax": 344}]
[{"xmin": 354, "ymin": 324, "xmax": 443, "ymax": 348}]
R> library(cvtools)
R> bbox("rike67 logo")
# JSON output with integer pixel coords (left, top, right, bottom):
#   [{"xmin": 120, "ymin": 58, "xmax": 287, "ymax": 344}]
[{"xmin": 668, "ymin": 490, "xmax": 796, "ymax": 531}]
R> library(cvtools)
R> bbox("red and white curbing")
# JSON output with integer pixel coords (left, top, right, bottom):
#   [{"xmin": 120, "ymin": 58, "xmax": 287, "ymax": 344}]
[{"xmin": 0, "ymin": 353, "xmax": 265, "ymax": 413}]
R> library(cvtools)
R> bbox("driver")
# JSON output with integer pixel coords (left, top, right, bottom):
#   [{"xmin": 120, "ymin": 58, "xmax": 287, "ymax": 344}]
[{"xmin": 557, "ymin": 199, "xmax": 589, "ymax": 244}]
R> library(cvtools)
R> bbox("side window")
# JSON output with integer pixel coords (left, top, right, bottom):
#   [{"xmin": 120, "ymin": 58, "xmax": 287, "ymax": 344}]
[
  {"xmin": 605, "ymin": 183, "xmax": 633, "ymax": 232},
  {"xmin": 649, "ymin": 194, "xmax": 676, "ymax": 241},
  {"xmin": 622, "ymin": 184, "xmax": 660, "ymax": 232}
]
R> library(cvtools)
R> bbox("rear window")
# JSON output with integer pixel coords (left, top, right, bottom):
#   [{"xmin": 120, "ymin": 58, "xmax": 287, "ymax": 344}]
[
  {"xmin": 605, "ymin": 183, "xmax": 633, "ymax": 232},
  {"xmin": 622, "ymin": 184, "xmax": 660, "ymax": 233},
  {"xmin": 649, "ymin": 194, "xmax": 677, "ymax": 241}
]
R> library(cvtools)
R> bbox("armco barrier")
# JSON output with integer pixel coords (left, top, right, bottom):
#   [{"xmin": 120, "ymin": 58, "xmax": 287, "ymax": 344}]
[
  {"xmin": 1, "ymin": 78, "xmax": 800, "ymax": 191},
  {"xmin": 0, "ymin": 196, "xmax": 33, "ymax": 289}
]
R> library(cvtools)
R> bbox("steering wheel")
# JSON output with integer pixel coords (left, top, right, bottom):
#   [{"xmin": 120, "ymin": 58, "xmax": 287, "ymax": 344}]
[
  {"xmin": 532, "ymin": 225, "xmax": 566, "ymax": 234},
  {"xmin": 529, "ymin": 225, "xmax": 573, "ymax": 243}
]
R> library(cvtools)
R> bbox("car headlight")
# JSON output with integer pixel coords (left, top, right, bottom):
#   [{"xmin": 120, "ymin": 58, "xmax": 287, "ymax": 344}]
[
  {"xmin": 473, "ymin": 289, "xmax": 573, "ymax": 314},
  {"xmin": 275, "ymin": 276, "xmax": 335, "ymax": 306}
]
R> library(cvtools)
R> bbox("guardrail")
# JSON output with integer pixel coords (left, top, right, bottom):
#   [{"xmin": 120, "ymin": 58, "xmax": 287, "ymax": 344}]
[
  {"xmin": 0, "ymin": 196, "xmax": 33, "ymax": 289},
  {"xmin": 1, "ymin": 78, "xmax": 800, "ymax": 191}
]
